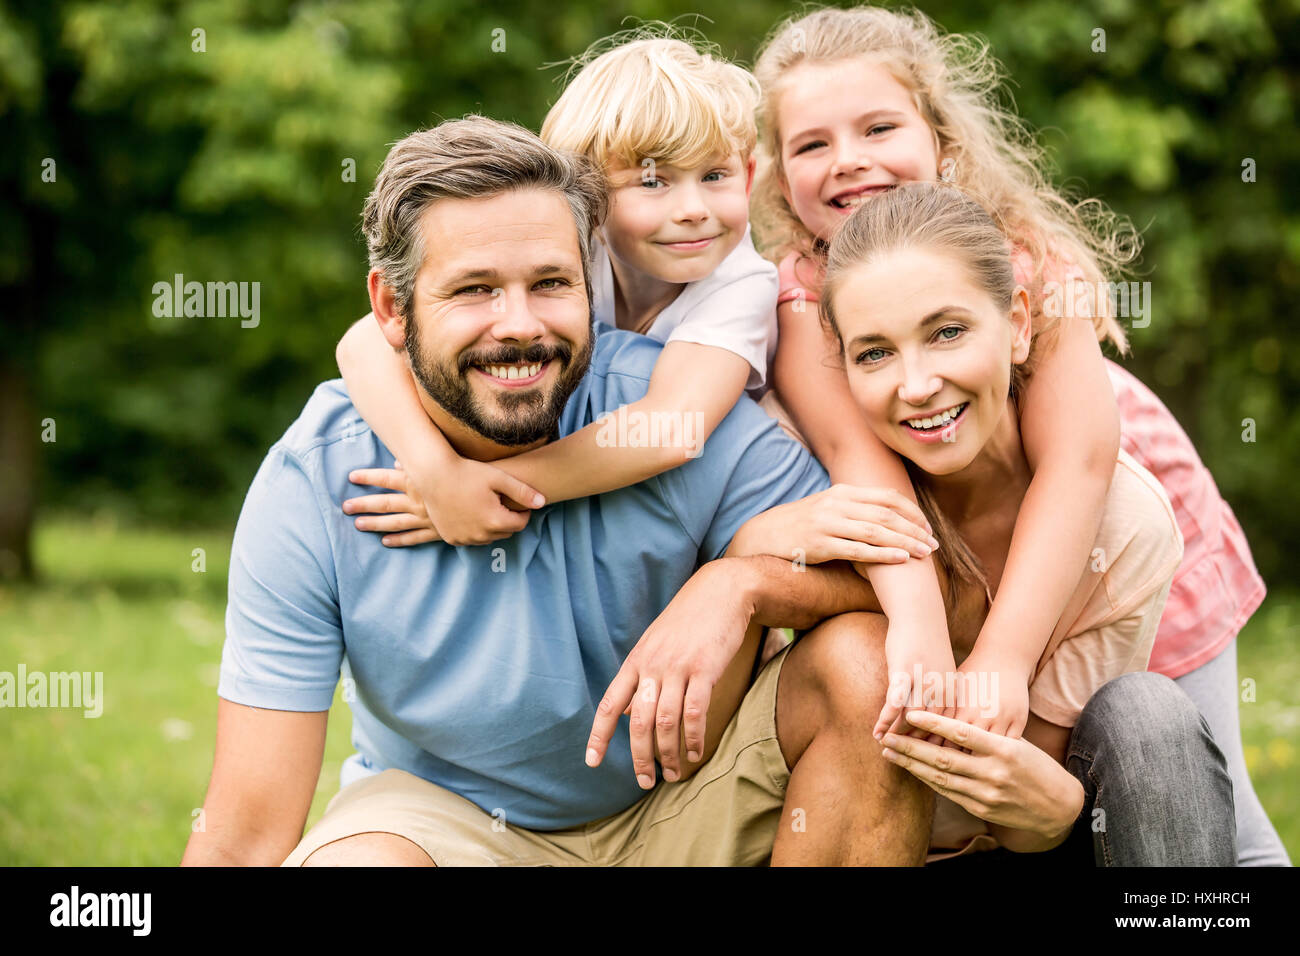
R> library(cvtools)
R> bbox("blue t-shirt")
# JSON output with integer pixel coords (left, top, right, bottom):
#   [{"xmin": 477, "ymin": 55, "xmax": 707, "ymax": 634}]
[{"xmin": 218, "ymin": 326, "xmax": 830, "ymax": 829}]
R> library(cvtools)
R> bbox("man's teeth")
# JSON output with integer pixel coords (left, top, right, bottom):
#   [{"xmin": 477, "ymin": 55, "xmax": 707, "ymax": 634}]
[
  {"xmin": 905, "ymin": 403, "xmax": 967, "ymax": 430},
  {"xmin": 482, "ymin": 362, "xmax": 543, "ymax": 380}
]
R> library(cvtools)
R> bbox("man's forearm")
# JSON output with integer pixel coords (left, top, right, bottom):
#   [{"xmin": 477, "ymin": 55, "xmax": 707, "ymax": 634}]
[{"xmin": 720, "ymin": 554, "xmax": 881, "ymax": 630}]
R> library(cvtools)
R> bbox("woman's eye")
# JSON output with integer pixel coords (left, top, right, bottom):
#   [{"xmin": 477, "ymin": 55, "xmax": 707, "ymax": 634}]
[
  {"xmin": 856, "ymin": 347, "xmax": 888, "ymax": 364},
  {"xmin": 935, "ymin": 325, "xmax": 964, "ymax": 342}
]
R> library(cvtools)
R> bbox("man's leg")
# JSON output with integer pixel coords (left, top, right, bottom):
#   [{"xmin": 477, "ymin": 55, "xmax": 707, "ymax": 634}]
[
  {"xmin": 771, "ymin": 611, "xmax": 934, "ymax": 865},
  {"xmin": 301, "ymin": 831, "xmax": 435, "ymax": 867}
]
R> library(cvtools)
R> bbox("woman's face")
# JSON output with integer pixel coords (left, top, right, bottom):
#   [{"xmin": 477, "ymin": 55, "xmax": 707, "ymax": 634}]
[
  {"xmin": 831, "ymin": 246, "xmax": 1031, "ymax": 477},
  {"xmin": 776, "ymin": 58, "xmax": 942, "ymax": 243}
]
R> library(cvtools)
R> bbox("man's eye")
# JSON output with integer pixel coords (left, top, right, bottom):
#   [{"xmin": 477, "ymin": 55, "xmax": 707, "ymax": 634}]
[
  {"xmin": 534, "ymin": 278, "xmax": 569, "ymax": 290},
  {"xmin": 455, "ymin": 285, "xmax": 492, "ymax": 296}
]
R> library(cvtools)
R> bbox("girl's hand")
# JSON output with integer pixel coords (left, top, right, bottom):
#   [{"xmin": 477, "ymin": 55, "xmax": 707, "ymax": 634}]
[
  {"xmin": 881, "ymin": 710, "xmax": 1082, "ymax": 841},
  {"xmin": 950, "ymin": 648, "xmax": 1031, "ymax": 742},
  {"xmin": 738, "ymin": 484, "xmax": 938, "ymax": 566},
  {"xmin": 343, "ymin": 458, "xmax": 543, "ymax": 547},
  {"xmin": 874, "ymin": 620, "xmax": 957, "ymax": 744}
]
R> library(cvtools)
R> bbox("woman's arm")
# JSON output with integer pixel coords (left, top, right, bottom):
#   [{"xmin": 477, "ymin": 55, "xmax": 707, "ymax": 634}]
[
  {"xmin": 494, "ymin": 341, "xmax": 750, "ymax": 502},
  {"xmin": 956, "ymin": 314, "xmax": 1119, "ymax": 736}
]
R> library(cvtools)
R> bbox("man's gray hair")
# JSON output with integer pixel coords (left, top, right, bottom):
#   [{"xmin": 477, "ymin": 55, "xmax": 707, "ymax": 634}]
[{"xmin": 361, "ymin": 115, "xmax": 608, "ymax": 320}]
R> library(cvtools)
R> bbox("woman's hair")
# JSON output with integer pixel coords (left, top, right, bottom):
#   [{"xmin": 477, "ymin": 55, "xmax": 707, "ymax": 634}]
[
  {"xmin": 751, "ymin": 4, "xmax": 1139, "ymax": 351},
  {"xmin": 821, "ymin": 181, "xmax": 1029, "ymax": 600},
  {"xmin": 362, "ymin": 116, "xmax": 607, "ymax": 323},
  {"xmin": 540, "ymin": 27, "xmax": 760, "ymax": 175}
]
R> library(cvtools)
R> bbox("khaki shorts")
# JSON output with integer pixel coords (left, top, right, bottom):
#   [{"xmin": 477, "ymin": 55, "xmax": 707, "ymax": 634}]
[{"xmin": 282, "ymin": 643, "xmax": 794, "ymax": 866}]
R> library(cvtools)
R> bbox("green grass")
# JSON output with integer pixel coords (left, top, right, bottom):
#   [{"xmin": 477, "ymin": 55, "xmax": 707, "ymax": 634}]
[{"xmin": 0, "ymin": 518, "xmax": 1296, "ymax": 864}]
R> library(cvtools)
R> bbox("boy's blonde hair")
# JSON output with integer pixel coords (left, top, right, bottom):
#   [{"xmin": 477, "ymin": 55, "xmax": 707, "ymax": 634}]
[
  {"xmin": 541, "ymin": 27, "xmax": 760, "ymax": 175},
  {"xmin": 751, "ymin": 5, "xmax": 1139, "ymax": 351}
]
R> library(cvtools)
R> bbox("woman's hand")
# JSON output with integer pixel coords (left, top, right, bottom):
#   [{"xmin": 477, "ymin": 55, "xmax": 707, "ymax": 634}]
[
  {"xmin": 881, "ymin": 709, "xmax": 1083, "ymax": 844},
  {"xmin": 731, "ymin": 484, "xmax": 938, "ymax": 566},
  {"xmin": 343, "ymin": 457, "xmax": 543, "ymax": 547}
]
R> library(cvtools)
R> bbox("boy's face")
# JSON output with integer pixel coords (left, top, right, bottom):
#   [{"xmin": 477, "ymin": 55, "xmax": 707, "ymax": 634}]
[{"xmin": 600, "ymin": 151, "xmax": 754, "ymax": 285}]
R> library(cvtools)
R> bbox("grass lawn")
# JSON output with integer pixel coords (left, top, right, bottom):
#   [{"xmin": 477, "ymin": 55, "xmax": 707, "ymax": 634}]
[{"xmin": 1, "ymin": 517, "xmax": 1296, "ymax": 865}]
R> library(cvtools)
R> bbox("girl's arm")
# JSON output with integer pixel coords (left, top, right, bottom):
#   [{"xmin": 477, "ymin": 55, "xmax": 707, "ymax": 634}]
[
  {"xmin": 494, "ymin": 341, "xmax": 750, "ymax": 502},
  {"xmin": 771, "ymin": 298, "xmax": 955, "ymax": 738},
  {"xmin": 336, "ymin": 316, "xmax": 542, "ymax": 546},
  {"xmin": 955, "ymin": 314, "xmax": 1119, "ymax": 737}
]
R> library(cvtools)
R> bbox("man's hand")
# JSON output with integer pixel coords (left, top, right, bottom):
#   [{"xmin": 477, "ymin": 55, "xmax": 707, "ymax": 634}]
[{"xmin": 585, "ymin": 561, "xmax": 755, "ymax": 788}]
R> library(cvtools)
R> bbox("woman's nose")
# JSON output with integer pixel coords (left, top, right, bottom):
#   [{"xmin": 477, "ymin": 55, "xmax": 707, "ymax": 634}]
[{"xmin": 896, "ymin": 362, "xmax": 942, "ymax": 406}]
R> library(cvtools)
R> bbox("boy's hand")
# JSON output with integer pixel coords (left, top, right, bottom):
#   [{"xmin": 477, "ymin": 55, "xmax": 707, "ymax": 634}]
[
  {"xmin": 949, "ymin": 648, "xmax": 1030, "ymax": 742},
  {"xmin": 873, "ymin": 620, "xmax": 956, "ymax": 744},
  {"xmin": 343, "ymin": 458, "xmax": 543, "ymax": 547}
]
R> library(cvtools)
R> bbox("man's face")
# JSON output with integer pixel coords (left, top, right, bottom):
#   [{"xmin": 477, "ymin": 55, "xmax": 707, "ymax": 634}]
[{"xmin": 404, "ymin": 187, "xmax": 593, "ymax": 447}]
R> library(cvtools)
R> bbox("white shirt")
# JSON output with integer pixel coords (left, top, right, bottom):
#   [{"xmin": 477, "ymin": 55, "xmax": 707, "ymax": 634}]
[{"xmin": 590, "ymin": 225, "xmax": 779, "ymax": 392}]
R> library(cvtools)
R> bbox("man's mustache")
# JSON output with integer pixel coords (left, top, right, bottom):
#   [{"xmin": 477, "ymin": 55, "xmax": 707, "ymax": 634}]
[{"xmin": 457, "ymin": 343, "xmax": 572, "ymax": 374}]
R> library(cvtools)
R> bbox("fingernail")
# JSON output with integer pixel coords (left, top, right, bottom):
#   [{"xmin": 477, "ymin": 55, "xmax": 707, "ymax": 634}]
[
  {"xmin": 663, "ymin": 768, "xmax": 679, "ymax": 782},
  {"xmin": 686, "ymin": 750, "xmax": 700, "ymax": 762},
  {"xmin": 533, "ymin": 494, "xmax": 545, "ymax": 508},
  {"xmin": 882, "ymin": 748, "xmax": 895, "ymax": 760},
  {"xmin": 637, "ymin": 773, "xmax": 654, "ymax": 789},
  {"xmin": 585, "ymin": 748, "xmax": 598, "ymax": 767},
  {"xmin": 873, "ymin": 731, "xmax": 883, "ymax": 741},
  {"xmin": 930, "ymin": 537, "xmax": 941, "ymax": 551}
]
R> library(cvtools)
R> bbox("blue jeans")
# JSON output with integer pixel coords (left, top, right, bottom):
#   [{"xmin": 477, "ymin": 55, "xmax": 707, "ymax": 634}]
[{"xmin": 936, "ymin": 672, "xmax": 1237, "ymax": 866}]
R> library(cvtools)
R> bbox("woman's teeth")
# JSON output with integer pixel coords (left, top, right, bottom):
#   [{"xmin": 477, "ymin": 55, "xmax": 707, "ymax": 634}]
[
  {"xmin": 903, "ymin": 403, "xmax": 967, "ymax": 431},
  {"xmin": 482, "ymin": 362, "xmax": 542, "ymax": 381}
]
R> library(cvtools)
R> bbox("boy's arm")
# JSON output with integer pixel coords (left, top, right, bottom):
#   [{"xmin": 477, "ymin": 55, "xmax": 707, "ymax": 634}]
[
  {"xmin": 772, "ymin": 300, "xmax": 954, "ymax": 734},
  {"xmin": 495, "ymin": 341, "xmax": 751, "ymax": 502},
  {"xmin": 958, "ymin": 316, "xmax": 1119, "ymax": 736}
]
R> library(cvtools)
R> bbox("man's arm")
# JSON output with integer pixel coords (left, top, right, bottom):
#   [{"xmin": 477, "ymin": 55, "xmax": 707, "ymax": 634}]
[
  {"xmin": 725, "ymin": 553, "xmax": 881, "ymax": 627},
  {"xmin": 181, "ymin": 700, "xmax": 328, "ymax": 866}
]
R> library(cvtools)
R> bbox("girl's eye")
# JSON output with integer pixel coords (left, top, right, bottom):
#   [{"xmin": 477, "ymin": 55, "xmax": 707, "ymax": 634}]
[
  {"xmin": 856, "ymin": 347, "xmax": 888, "ymax": 365},
  {"xmin": 866, "ymin": 124, "xmax": 896, "ymax": 137},
  {"xmin": 793, "ymin": 140, "xmax": 825, "ymax": 155},
  {"xmin": 935, "ymin": 325, "xmax": 964, "ymax": 342}
]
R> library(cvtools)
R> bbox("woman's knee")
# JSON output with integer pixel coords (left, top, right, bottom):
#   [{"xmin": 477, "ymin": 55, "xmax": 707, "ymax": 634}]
[{"xmin": 1074, "ymin": 672, "xmax": 1206, "ymax": 753}]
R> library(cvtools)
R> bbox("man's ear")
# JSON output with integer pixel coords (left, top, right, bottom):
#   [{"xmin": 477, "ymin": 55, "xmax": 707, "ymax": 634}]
[
  {"xmin": 367, "ymin": 269, "xmax": 409, "ymax": 350},
  {"xmin": 1010, "ymin": 286, "xmax": 1033, "ymax": 365},
  {"xmin": 743, "ymin": 154, "xmax": 757, "ymax": 198}
]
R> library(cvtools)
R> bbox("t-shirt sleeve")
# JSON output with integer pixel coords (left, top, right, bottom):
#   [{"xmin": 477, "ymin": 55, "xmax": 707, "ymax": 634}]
[
  {"xmin": 664, "ymin": 266, "xmax": 779, "ymax": 390},
  {"xmin": 659, "ymin": 396, "xmax": 830, "ymax": 564},
  {"xmin": 218, "ymin": 445, "xmax": 345, "ymax": 712}
]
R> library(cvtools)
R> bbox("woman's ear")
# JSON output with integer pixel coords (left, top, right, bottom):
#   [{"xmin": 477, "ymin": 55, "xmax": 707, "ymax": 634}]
[{"xmin": 1009, "ymin": 286, "xmax": 1033, "ymax": 365}]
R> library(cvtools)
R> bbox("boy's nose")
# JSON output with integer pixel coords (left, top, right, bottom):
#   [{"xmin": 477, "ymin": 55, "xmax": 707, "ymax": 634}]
[{"xmin": 671, "ymin": 184, "xmax": 709, "ymax": 223}]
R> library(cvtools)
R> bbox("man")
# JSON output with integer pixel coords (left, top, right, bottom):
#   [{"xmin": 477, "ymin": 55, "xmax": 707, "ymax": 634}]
[{"xmin": 180, "ymin": 116, "xmax": 933, "ymax": 867}]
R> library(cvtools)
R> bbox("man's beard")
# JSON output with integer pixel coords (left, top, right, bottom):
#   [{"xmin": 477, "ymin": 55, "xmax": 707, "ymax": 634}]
[{"xmin": 404, "ymin": 315, "xmax": 593, "ymax": 447}]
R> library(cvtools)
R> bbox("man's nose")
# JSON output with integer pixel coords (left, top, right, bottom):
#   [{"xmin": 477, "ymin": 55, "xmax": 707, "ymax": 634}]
[{"xmin": 488, "ymin": 285, "xmax": 547, "ymax": 345}]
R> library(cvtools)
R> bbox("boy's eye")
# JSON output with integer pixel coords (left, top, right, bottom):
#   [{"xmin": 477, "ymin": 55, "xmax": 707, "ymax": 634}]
[
  {"xmin": 639, "ymin": 177, "xmax": 665, "ymax": 189},
  {"xmin": 703, "ymin": 170, "xmax": 727, "ymax": 182}
]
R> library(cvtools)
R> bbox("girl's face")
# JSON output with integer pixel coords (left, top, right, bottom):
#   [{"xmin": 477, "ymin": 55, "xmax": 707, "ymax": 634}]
[
  {"xmin": 831, "ymin": 245, "xmax": 1031, "ymax": 477},
  {"xmin": 777, "ymin": 58, "xmax": 942, "ymax": 242}
]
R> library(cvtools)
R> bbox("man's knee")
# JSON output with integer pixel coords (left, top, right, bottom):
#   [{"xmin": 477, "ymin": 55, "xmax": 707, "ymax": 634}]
[
  {"xmin": 299, "ymin": 831, "xmax": 436, "ymax": 867},
  {"xmin": 786, "ymin": 611, "xmax": 890, "ymax": 720}
]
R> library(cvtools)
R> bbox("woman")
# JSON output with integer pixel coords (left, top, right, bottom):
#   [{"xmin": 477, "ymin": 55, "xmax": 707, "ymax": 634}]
[{"xmin": 728, "ymin": 182, "xmax": 1236, "ymax": 863}]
